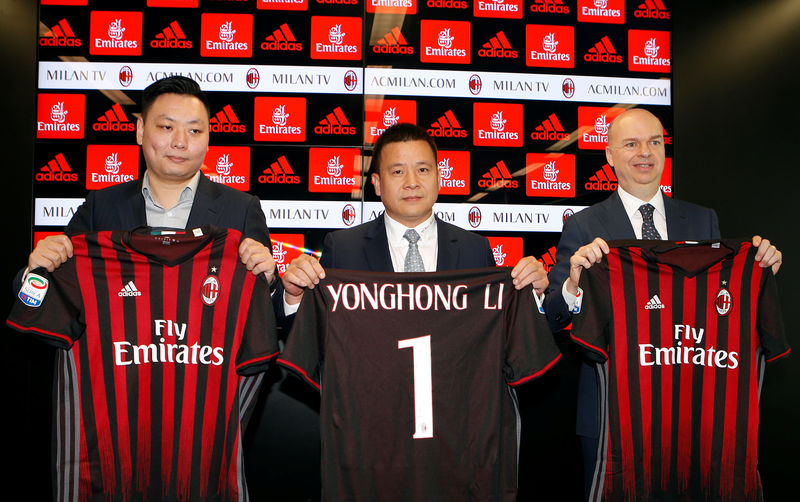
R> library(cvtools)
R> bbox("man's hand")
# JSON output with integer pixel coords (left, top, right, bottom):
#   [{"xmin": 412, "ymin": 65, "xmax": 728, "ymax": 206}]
[
  {"xmin": 752, "ymin": 235, "xmax": 782, "ymax": 275},
  {"xmin": 239, "ymin": 238, "xmax": 276, "ymax": 284},
  {"xmin": 28, "ymin": 234, "xmax": 73, "ymax": 272},
  {"xmin": 281, "ymin": 254, "xmax": 326, "ymax": 305},
  {"xmin": 511, "ymin": 256, "xmax": 548, "ymax": 295},
  {"xmin": 566, "ymin": 237, "xmax": 610, "ymax": 295}
]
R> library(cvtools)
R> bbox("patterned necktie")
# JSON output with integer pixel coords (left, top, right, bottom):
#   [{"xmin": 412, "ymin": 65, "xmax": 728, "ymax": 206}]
[
  {"xmin": 403, "ymin": 229, "xmax": 425, "ymax": 272},
  {"xmin": 639, "ymin": 203, "xmax": 662, "ymax": 240}
]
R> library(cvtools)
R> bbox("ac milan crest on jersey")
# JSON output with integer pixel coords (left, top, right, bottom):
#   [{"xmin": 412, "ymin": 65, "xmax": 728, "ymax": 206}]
[
  {"xmin": 6, "ymin": 227, "xmax": 279, "ymax": 502},
  {"xmin": 571, "ymin": 240, "xmax": 790, "ymax": 502},
  {"xmin": 201, "ymin": 275, "xmax": 220, "ymax": 305}
]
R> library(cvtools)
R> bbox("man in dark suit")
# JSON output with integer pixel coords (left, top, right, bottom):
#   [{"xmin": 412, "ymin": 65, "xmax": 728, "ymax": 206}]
[
  {"xmin": 280, "ymin": 123, "xmax": 548, "ymax": 311},
  {"xmin": 544, "ymin": 108, "xmax": 782, "ymax": 499},
  {"xmin": 21, "ymin": 75, "xmax": 275, "ymax": 286}
]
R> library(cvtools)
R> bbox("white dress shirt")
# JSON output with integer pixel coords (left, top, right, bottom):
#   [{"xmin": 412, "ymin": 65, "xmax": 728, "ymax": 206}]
[{"xmin": 384, "ymin": 212, "xmax": 438, "ymax": 272}]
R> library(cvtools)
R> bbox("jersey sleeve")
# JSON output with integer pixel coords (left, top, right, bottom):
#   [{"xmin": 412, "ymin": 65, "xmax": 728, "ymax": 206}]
[
  {"xmin": 277, "ymin": 280, "xmax": 327, "ymax": 391},
  {"xmin": 235, "ymin": 273, "xmax": 281, "ymax": 376},
  {"xmin": 570, "ymin": 258, "xmax": 612, "ymax": 362},
  {"xmin": 6, "ymin": 262, "xmax": 85, "ymax": 349},
  {"xmin": 504, "ymin": 280, "xmax": 562, "ymax": 386},
  {"xmin": 756, "ymin": 268, "xmax": 790, "ymax": 362}
]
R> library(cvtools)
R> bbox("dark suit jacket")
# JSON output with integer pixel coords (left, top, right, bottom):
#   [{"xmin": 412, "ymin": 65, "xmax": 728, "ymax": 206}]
[
  {"xmin": 544, "ymin": 191, "xmax": 720, "ymax": 438},
  {"xmin": 65, "ymin": 173, "xmax": 269, "ymax": 243},
  {"xmin": 15, "ymin": 173, "xmax": 270, "ymax": 291},
  {"xmin": 319, "ymin": 213, "xmax": 495, "ymax": 271}
]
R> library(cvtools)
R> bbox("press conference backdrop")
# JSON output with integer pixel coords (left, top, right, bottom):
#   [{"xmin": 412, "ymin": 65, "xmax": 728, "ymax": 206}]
[{"xmin": 34, "ymin": 0, "xmax": 672, "ymax": 276}]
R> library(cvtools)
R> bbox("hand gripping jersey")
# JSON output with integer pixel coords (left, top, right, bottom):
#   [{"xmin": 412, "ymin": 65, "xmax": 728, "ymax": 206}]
[
  {"xmin": 7, "ymin": 226, "xmax": 279, "ymax": 502},
  {"xmin": 278, "ymin": 267, "xmax": 561, "ymax": 502},
  {"xmin": 570, "ymin": 240, "xmax": 790, "ymax": 502}
]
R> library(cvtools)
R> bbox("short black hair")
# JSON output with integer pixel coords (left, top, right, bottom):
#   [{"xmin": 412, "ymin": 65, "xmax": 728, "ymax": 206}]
[
  {"xmin": 370, "ymin": 123, "xmax": 437, "ymax": 176},
  {"xmin": 140, "ymin": 75, "xmax": 210, "ymax": 119}
]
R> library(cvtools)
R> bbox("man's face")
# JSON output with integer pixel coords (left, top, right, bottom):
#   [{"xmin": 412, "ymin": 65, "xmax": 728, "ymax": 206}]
[
  {"xmin": 136, "ymin": 93, "xmax": 209, "ymax": 185},
  {"xmin": 371, "ymin": 139, "xmax": 439, "ymax": 228},
  {"xmin": 605, "ymin": 109, "xmax": 665, "ymax": 200}
]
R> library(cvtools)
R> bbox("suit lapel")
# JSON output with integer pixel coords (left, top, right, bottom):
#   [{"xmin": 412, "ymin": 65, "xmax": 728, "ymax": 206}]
[
  {"xmin": 664, "ymin": 196, "xmax": 690, "ymax": 240},
  {"xmin": 598, "ymin": 191, "xmax": 636, "ymax": 240},
  {"xmin": 122, "ymin": 179, "xmax": 147, "ymax": 229},
  {"xmin": 435, "ymin": 217, "xmax": 458, "ymax": 271},
  {"xmin": 186, "ymin": 174, "xmax": 219, "ymax": 230},
  {"xmin": 363, "ymin": 215, "xmax": 394, "ymax": 272}
]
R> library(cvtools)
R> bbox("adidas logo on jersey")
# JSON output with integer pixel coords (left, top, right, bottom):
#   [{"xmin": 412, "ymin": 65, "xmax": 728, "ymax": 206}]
[
  {"xmin": 530, "ymin": 113, "xmax": 570, "ymax": 141},
  {"xmin": 428, "ymin": 110, "xmax": 467, "ymax": 138},
  {"xmin": 635, "ymin": 0, "xmax": 669, "ymax": 19},
  {"xmin": 210, "ymin": 105, "xmax": 246, "ymax": 134},
  {"xmin": 584, "ymin": 36, "xmax": 622, "ymax": 63},
  {"xmin": 644, "ymin": 294, "xmax": 665, "ymax": 310},
  {"xmin": 40, "ymin": 18, "xmax": 82, "ymax": 47},
  {"xmin": 315, "ymin": 107, "xmax": 356, "ymax": 135},
  {"xmin": 585, "ymin": 164, "xmax": 618, "ymax": 191},
  {"xmin": 478, "ymin": 31, "xmax": 518, "ymax": 59},
  {"xmin": 119, "ymin": 281, "xmax": 142, "ymax": 297},
  {"xmin": 37, "ymin": 153, "xmax": 78, "ymax": 182},
  {"xmin": 261, "ymin": 23, "xmax": 302, "ymax": 51},
  {"xmin": 373, "ymin": 26, "xmax": 414, "ymax": 54},
  {"xmin": 479, "ymin": 161, "xmax": 518, "ymax": 189},
  {"xmin": 259, "ymin": 155, "xmax": 301, "ymax": 184},
  {"xmin": 93, "ymin": 103, "xmax": 135, "ymax": 132},
  {"xmin": 151, "ymin": 21, "xmax": 192, "ymax": 49}
]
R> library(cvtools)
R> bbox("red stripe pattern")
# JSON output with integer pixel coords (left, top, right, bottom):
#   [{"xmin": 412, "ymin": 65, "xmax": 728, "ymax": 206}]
[
  {"xmin": 571, "ymin": 240, "xmax": 789, "ymax": 502},
  {"xmin": 7, "ymin": 227, "xmax": 278, "ymax": 501}
]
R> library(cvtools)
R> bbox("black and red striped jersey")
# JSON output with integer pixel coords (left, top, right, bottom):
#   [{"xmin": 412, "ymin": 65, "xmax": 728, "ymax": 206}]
[
  {"xmin": 7, "ymin": 226, "xmax": 279, "ymax": 502},
  {"xmin": 571, "ymin": 239, "xmax": 790, "ymax": 502},
  {"xmin": 279, "ymin": 267, "xmax": 561, "ymax": 502}
]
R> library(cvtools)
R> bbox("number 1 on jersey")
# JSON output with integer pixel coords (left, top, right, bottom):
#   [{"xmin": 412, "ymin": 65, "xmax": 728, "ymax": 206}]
[{"xmin": 398, "ymin": 335, "xmax": 434, "ymax": 439}]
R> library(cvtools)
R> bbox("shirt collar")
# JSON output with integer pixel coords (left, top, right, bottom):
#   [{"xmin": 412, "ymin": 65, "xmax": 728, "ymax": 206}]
[
  {"xmin": 617, "ymin": 185, "xmax": 665, "ymax": 220},
  {"xmin": 383, "ymin": 212, "xmax": 437, "ymax": 246},
  {"xmin": 141, "ymin": 170, "xmax": 201, "ymax": 209}
]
